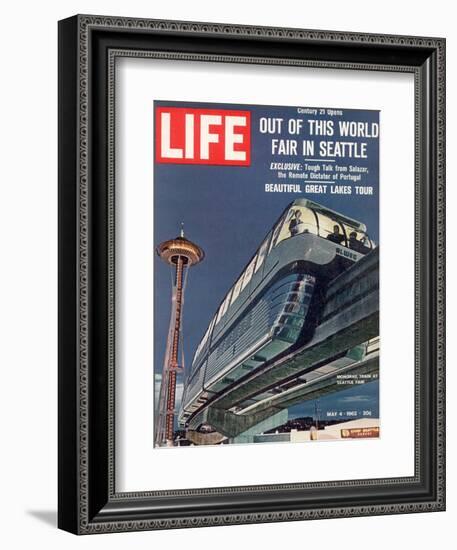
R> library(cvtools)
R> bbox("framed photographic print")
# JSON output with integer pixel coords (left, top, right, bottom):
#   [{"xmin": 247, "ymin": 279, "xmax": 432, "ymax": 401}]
[{"xmin": 58, "ymin": 14, "xmax": 446, "ymax": 534}]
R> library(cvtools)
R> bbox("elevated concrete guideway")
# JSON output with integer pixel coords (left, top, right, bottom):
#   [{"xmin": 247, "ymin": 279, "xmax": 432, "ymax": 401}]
[{"xmin": 186, "ymin": 248, "xmax": 379, "ymax": 444}]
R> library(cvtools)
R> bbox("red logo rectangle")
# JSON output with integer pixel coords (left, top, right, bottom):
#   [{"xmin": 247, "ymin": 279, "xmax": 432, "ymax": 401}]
[{"xmin": 155, "ymin": 107, "xmax": 251, "ymax": 166}]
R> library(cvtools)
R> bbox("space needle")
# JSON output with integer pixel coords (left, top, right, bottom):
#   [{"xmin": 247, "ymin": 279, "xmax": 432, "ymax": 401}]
[{"xmin": 155, "ymin": 225, "xmax": 204, "ymax": 446}]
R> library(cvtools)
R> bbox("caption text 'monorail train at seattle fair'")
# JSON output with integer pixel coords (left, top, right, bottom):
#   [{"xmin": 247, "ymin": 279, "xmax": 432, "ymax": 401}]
[{"xmin": 177, "ymin": 198, "xmax": 380, "ymax": 445}]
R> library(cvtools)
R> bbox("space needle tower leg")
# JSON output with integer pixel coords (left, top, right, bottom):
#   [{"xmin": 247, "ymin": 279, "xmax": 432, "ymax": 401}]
[{"xmin": 165, "ymin": 256, "xmax": 184, "ymax": 443}]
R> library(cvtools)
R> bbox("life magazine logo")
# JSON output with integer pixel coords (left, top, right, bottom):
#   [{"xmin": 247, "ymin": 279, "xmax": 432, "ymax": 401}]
[{"xmin": 155, "ymin": 106, "xmax": 251, "ymax": 166}]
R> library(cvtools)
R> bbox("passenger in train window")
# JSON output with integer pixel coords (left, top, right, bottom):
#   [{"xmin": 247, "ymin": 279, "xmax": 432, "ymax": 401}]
[
  {"xmin": 348, "ymin": 231, "xmax": 360, "ymax": 250},
  {"xmin": 349, "ymin": 231, "xmax": 370, "ymax": 254},
  {"xmin": 360, "ymin": 235, "xmax": 372, "ymax": 251},
  {"xmin": 288, "ymin": 209, "xmax": 304, "ymax": 236},
  {"xmin": 327, "ymin": 224, "xmax": 345, "ymax": 244}
]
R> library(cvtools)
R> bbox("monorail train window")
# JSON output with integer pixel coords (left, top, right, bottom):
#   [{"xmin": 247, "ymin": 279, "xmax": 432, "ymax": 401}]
[
  {"xmin": 215, "ymin": 289, "xmax": 232, "ymax": 325},
  {"xmin": 315, "ymin": 212, "xmax": 346, "ymax": 245},
  {"xmin": 209, "ymin": 315, "xmax": 216, "ymax": 334},
  {"xmin": 241, "ymin": 256, "xmax": 257, "ymax": 292},
  {"xmin": 198, "ymin": 326, "xmax": 210, "ymax": 353},
  {"xmin": 194, "ymin": 339, "xmax": 202, "ymax": 359},
  {"xmin": 285, "ymin": 303, "xmax": 307, "ymax": 314},
  {"xmin": 342, "ymin": 223, "xmax": 372, "ymax": 254},
  {"xmin": 215, "ymin": 303, "xmax": 224, "ymax": 325},
  {"xmin": 254, "ymin": 234, "xmax": 270, "ymax": 273},
  {"xmin": 268, "ymin": 213, "xmax": 287, "ymax": 253},
  {"xmin": 219, "ymin": 288, "xmax": 233, "ymax": 320},
  {"xmin": 275, "ymin": 207, "xmax": 318, "ymax": 248},
  {"xmin": 230, "ymin": 273, "xmax": 245, "ymax": 305},
  {"xmin": 197, "ymin": 315, "xmax": 216, "ymax": 354},
  {"xmin": 190, "ymin": 349, "xmax": 199, "ymax": 370}
]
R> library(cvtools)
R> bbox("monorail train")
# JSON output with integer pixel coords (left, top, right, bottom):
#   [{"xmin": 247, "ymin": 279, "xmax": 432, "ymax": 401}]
[{"xmin": 178, "ymin": 198, "xmax": 376, "ymax": 427}]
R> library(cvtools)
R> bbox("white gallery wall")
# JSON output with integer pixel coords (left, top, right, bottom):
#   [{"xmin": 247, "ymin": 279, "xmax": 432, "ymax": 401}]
[{"xmin": 0, "ymin": 1, "xmax": 453, "ymax": 548}]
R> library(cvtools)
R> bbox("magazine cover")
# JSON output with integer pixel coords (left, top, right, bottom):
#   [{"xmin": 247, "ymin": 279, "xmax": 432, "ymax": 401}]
[{"xmin": 153, "ymin": 100, "xmax": 379, "ymax": 447}]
